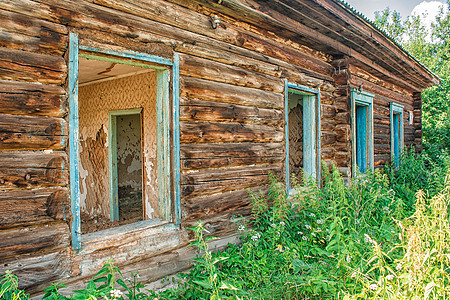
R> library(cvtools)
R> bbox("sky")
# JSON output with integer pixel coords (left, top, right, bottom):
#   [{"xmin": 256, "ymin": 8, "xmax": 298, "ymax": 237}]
[{"xmin": 345, "ymin": 0, "xmax": 448, "ymax": 21}]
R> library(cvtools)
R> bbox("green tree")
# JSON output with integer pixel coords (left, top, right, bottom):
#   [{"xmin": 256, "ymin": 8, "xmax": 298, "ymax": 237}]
[{"xmin": 375, "ymin": 3, "xmax": 450, "ymax": 154}]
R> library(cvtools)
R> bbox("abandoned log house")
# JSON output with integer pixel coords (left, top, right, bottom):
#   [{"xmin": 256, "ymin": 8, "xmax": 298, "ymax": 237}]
[{"xmin": 0, "ymin": 0, "xmax": 440, "ymax": 294}]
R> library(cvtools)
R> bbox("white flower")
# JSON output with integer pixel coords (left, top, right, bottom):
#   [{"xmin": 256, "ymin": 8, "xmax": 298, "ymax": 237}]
[
  {"xmin": 355, "ymin": 219, "xmax": 360, "ymax": 225},
  {"xmin": 274, "ymin": 245, "xmax": 283, "ymax": 252},
  {"xmin": 251, "ymin": 234, "xmax": 259, "ymax": 241},
  {"xmin": 309, "ymin": 213, "xmax": 316, "ymax": 217},
  {"xmin": 311, "ymin": 232, "xmax": 316, "ymax": 237},
  {"xmin": 369, "ymin": 284, "xmax": 378, "ymax": 291},
  {"xmin": 386, "ymin": 274, "xmax": 395, "ymax": 281},
  {"xmin": 110, "ymin": 289, "xmax": 123, "ymax": 299},
  {"xmin": 285, "ymin": 246, "xmax": 290, "ymax": 251},
  {"xmin": 350, "ymin": 272, "xmax": 357, "ymax": 278},
  {"xmin": 302, "ymin": 236, "xmax": 308, "ymax": 241},
  {"xmin": 280, "ymin": 221, "xmax": 285, "ymax": 226},
  {"xmin": 238, "ymin": 225, "xmax": 245, "ymax": 231},
  {"xmin": 276, "ymin": 231, "xmax": 281, "ymax": 235},
  {"xmin": 383, "ymin": 206, "xmax": 389, "ymax": 211},
  {"xmin": 396, "ymin": 264, "xmax": 402, "ymax": 271},
  {"xmin": 305, "ymin": 224, "xmax": 312, "ymax": 230},
  {"xmin": 346, "ymin": 254, "xmax": 352, "ymax": 263},
  {"xmin": 297, "ymin": 231, "xmax": 303, "ymax": 235},
  {"xmin": 316, "ymin": 227, "xmax": 322, "ymax": 232},
  {"xmin": 270, "ymin": 223, "xmax": 276, "ymax": 228},
  {"xmin": 316, "ymin": 219, "xmax": 323, "ymax": 224},
  {"xmin": 326, "ymin": 228, "xmax": 330, "ymax": 232}
]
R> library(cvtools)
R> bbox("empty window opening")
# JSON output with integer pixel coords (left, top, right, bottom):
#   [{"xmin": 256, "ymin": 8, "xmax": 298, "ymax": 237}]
[
  {"xmin": 355, "ymin": 104, "xmax": 369, "ymax": 173},
  {"xmin": 285, "ymin": 84, "xmax": 320, "ymax": 192},
  {"xmin": 78, "ymin": 56, "xmax": 162, "ymax": 234},
  {"xmin": 288, "ymin": 92, "xmax": 304, "ymax": 178}
]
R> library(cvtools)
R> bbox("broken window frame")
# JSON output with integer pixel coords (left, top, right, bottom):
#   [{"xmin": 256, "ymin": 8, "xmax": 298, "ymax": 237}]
[
  {"xmin": 284, "ymin": 81, "xmax": 321, "ymax": 194},
  {"xmin": 390, "ymin": 102, "xmax": 404, "ymax": 167},
  {"xmin": 68, "ymin": 33, "xmax": 181, "ymax": 250},
  {"xmin": 351, "ymin": 88, "xmax": 374, "ymax": 176}
]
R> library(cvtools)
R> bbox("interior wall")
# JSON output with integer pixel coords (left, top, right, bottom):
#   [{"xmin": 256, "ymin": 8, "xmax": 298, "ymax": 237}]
[
  {"xmin": 288, "ymin": 93, "xmax": 304, "ymax": 179},
  {"xmin": 79, "ymin": 71, "xmax": 159, "ymax": 223}
]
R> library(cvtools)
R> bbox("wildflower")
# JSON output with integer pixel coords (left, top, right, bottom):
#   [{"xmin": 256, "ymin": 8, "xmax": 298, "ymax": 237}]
[
  {"xmin": 369, "ymin": 284, "xmax": 378, "ymax": 291},
  {"xmin": 238, "ymin": 225, "xmax": 245, "ymax": 231},
  {"xmin": 280, "ymin": 221, "xmax": 285, "ymax": 226},
  {"xmin": 316, "ymin": 219, "xmax": 323, "ymax": 224},
  {"xmin": 251, "ymin": 234, "xmax": 259, "ymax": 241},
  {"xmin": 396, "ymin": 264, "xmax": 402, "ymax": 271},
  {"xmin": 326, "ymin": 228, "xmax": 330, "ymax": 232},
  {"xmin": 316, "ymin": 227, "xmax": 322, "ymax": 232},
  {"xmin": 351, "ymin": 272, "xmax": 357, "ymax": 278},
  {"xmin": 302, "ymin": 236, "xmax": 308, "ymax": 241},
  {"xmin": 110, "ymin": 289, "xmax": 123, "ymax": 299},
  {"xmin": 311, "ymin": 232, "xmax": 316, "ymax": 237},
  {"xmin": 270, "ymin": 223, "xmax": 276, "ymax": 228},
  {"xmin": 309, "ymin": 213, "xmax": 316, "ymax": 217},
  {"xmin": 285, "ymin": 246, "xmax": 290, "ymax": 251},
  {"xmin": 275, "ymin": 245, "xmax": 283, "ymax": 252},
  {"xmin": 386, "ymin": 274, "xmax": 395, "ymax": 281},
  {"xmin": 276, "ymin": 231, "xmax": 281, "ymax": 235},
  {"xmin": 346, "ymin": 254, "xmax": 352, "ymax": 263},
  {"xmin": 297, "ymin": 231, "xmax": 303, "ymax": 235},
  {"xmin": 355, "ymin": 219, "xmax": 360, "ymax": 225},
  {"xmin": 305, "ymin": 224, "xmax": 312, "ymax": 230}
]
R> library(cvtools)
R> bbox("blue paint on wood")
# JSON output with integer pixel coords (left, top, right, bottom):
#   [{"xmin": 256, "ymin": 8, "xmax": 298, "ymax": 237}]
[
  {"xmin": 351, "ymin": 89, "xmax": 374, "ymax": 177},
  {"xmin": 79, "ymin": 45, "xmax": 173, "ymax": 66},
  {"xmin": 173, "ymin": 53, "xmax": 181, "ymax": 226},
  {"xmin": 316, "ymin": 89, "xmax": 321, "ymax": 184},
  {"xmin": 284, "ymin": 80, "xmax": 290, "ymax": 192},
  {"xmin": 356, "ymin": 105, "xmax": 368, "ymax": 173},
  {"xmin": 303, "ymin": 95, "xmax": 316, "ymax": 179},
  {"xmin": 69, "ymin": 32, "xmax": 81, "ymax": 250},
  {"xmin": 393, "ymin": 113, "xmax": 400, "ymax": 165}
]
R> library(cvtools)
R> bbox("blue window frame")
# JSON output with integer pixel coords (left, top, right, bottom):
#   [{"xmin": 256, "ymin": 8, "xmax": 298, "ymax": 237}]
[
  {"xmin": 68, "ymin": 33, "xmax": 181, "ymax": 250},
  {"xmin": 351, "ymin": 89, "xmax": 374, "ymax": 176},
  {"xmin": 284, "ymin": 81, "xmax": 321, "ymax": 193},
  {"xmin": 390, "ymin": 102, "xmax": 404, "ymax": 166}
]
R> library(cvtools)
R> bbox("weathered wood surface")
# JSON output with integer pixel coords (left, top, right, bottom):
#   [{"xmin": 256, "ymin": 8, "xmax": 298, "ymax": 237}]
[
  {"xmin": 0, "ymin": 9, "xmax": 68, "ymax": 55},
  {"xmin": 0, "ymin": 151, "xmax": 67, "ymax": 189},
  {"xmin": 181, "ymin": 163, "xmax": 282, "ymax": 199},
  {"xmin": 181, "ymin": 76, "xmax": 284, "ymax": 109},
  {"xmin": 0, "ymin": 47, "xmax": 67, "ymax": 84},
  {"xmin": 180, "ymin": 98, "xmax": 283, "ymax": 126},
  {"xmin": 0, "ymin": 187, "xmax": 69, "ymax": 228},
  {"xmin": 0, "ymin": 249, "xmax": 69, "ymax": 293},
  {"xmin": 0, "ymin": 114, "xmax": 67, "ymax": 150},
  {"xmin": 179, "ymin": 53, "xmax": 284, "ymax": 93},
  {"xmin": 0, "ymin": 222, "xmax": 69, "ymax": 260},
  {"xmin": 181, "ymin": 142, "xmax": 284, "ymax": 170},
  {"xmin": 180, "ymin": 121, "xmax": 284, "ymax": 143},
  {"xmin": 0, "ymin": 80, "xmax": 67, "ymax": 117},
  {"xmin": 183, "ymin": 185, "xmax": 270, "ymax": 220}
]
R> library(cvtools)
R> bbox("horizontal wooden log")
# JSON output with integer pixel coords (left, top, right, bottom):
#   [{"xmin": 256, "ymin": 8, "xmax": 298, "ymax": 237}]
[
  {"xmin": 0, "ymin": 222, "xmax": 69, "ymax": 260},
  {"xmin": 0, "ymin": 151, "xmax": 68, "ymax": 189},
  {"xmin": 181, "ymin": 76, "xmax": 284, "ymax": 109},
  {"xmin": 0, "ymin": 9, "xmax": 68, "ymax": 55},
  {"xmin": 180, "ymin": 98, "xmax": 283, "ymax": 126},
  {"xmin": 181, "ymin": 142, "xmax": 284, "ymax": 169},
  {"xmin": 0, "ymin": 114, "xmax": 67, "ymax": 150},
  {"xmin": 180, "ymin": 121, "xmax": 284, "ymax": 143},
  {"xmin": 0, "ymin": 150, "xmax": 68, "ymax": 188},
  {"xmin": 0, "ymin": 249, "xmax": 69, "ymax": 293},
  {"xmin": 183, "ymin": 185, "xmax": 270, "ymax": 219},
  {"xmin": 0, "ymin": 187, "xmax": 69, "ymax": 228},
  {"xmin": 0, "ymin": 47, "xmax": 67, "ymax": 85},
  {"xmin": 179, "ymin": 53, "xmax": 284, "ymax": 93},
  {"xmin": 181, "ymin": 163, "xmax": 282, "ymax": 199},
  {"xmin": 0, "ymin": 80, "xmax": 67, "ymax": 117}
]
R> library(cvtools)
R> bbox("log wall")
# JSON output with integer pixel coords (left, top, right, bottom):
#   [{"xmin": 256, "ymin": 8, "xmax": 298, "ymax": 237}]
[{"xmin": 0, "ymin": 0, "xmax": 425, "ymax": 294}]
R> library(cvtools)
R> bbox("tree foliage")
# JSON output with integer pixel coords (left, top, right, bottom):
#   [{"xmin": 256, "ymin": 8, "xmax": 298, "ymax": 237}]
[{"xmin": 374, "ymin": 2, "xmax": 450, "ymax": 154}]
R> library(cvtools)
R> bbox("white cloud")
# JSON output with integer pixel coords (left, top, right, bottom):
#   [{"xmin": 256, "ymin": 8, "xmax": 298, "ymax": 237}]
[{"xmin": 411, "ymin": 1, "xmax": 448, "ymax": 30}]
